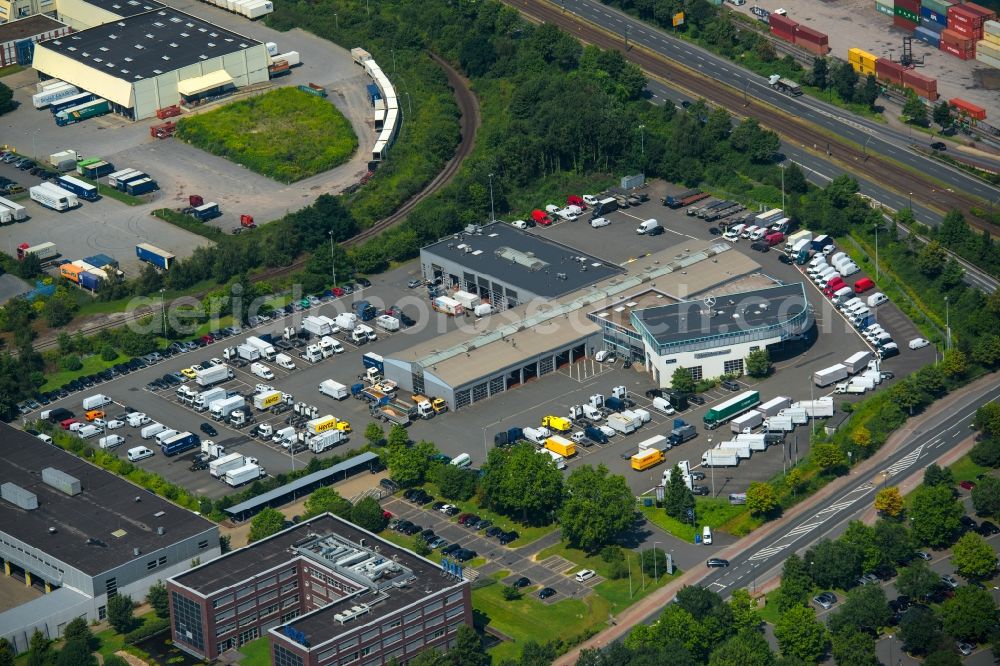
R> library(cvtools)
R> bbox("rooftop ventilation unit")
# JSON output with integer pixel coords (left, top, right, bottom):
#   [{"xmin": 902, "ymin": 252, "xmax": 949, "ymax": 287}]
[
  {"xmin": 42, "ymin": 467, "xmax": 81, "ymax": 496},
  {"xmin": 496, "ymin": 246, "xmax": 549, "ymax": 272},
  {"xmin": 1, "ymin": 482, "xmax": 38, "ymax": 510}
]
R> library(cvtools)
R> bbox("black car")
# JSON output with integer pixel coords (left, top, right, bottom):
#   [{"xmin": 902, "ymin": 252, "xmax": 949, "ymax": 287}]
[
  {"xmin": 356, "ymin": 277, "xmax": 372, "ymax": 288},
  {"xmin": 442, "ymin": 505, "xmax": 459, "ymax": 517},
  {"xmin": 977, "ymin": 521, "xmax": 999, "ymax": 536},
  {"xmin": 189, "ymin": 457, "xmax": 210, "ymax": 471},
  {"xmin": 708, "ymin": 227, "xmax": 722, "ymax": 235},
  {"xmin": 473, "ymin": 519, "xmax": 492, "ymax": 531},
  {"xmin": 750, "ymin": 242, "xmax": 770, "ymax": 253},
  {"xmin": 80, "ymin": 376, "xmax": 94, "ymax": 387},
  {"xmin": 485, "ymin": 526, "xmax": 504, "ymax": 538},
  {"xmin": 691, "ymin": 485, "xmax": 710, "ymax": 496},
  {"xmin": 498, "ymin": 530, "xmax": 519, "ymax": 545},
  {"xmin": 960, "ymin": 515, "xmax": 978, "ymax": 532},
  {"xmin": 646, "ymin": 226, "xmax": 665, "ymax": 237},
  {"xmin": 402, "ymin": 523, "xmax": 421, "ymax": 535},
  {"xmin": 688, "ymin": 394, "xmax": 705, "ymax": 405},
  {"xmin": 538, "ymin": 587, "xmax": 557, "ymax": 599},
  {"xmin": 513, "ymin": 577, "xmax": 531, "ymax": 588},
  {"xmin": 930, "ymin": 141, "xmax": 946, "ymax": 151},
  {"xmin": 380, "ymin": 478, "xmax": 399, "ymax": 493},
  {"xmin": 200, "ymin": 423, "xmax": 218, "ymax": 437},
  {"xmin": 403, "ymin": 488, "xmax": 420, "ymax": 501},
  {"xmin": 441, "ymin": 543, "xmax": 461, "ymax": 555},
  {"xmin": 706, "ymin": 558, "xmax": 729, "ymax": 568},
  {"xmin": 420, "ymin": 529, "xmax": 436, "ymax": 540},
  {"xmin": 67, "ymin": 379, "xmax": 83, "ymax": 391},
  {"xmin": 779, "ymin": 254, "xmax": 794, "ymax": 265},
  {"xmin": 453, "ymin": 549, "xmax": 477, "ymax": 562},
  {"xmin": 394, "ymin": 520, "xmax": 414, "ymax": 533},
  {"xmin": 146, "ymin": 381, "xmax": 162, "ymax": 391}
]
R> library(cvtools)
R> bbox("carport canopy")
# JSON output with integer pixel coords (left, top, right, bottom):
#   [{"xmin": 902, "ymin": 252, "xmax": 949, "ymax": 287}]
[{"xmin": 177, "ymin": 69, "xmax": 233, "ymax": 97}]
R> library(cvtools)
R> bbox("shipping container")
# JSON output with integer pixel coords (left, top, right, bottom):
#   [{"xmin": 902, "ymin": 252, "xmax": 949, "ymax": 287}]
[
  {"xmin": 55, "ymin": 99, "xmax": 111, "ymax": 127},
  {"xmin": 920, "ymin": 6, "xmax": 949, "ymax": 25},
  {"xmin": 794, "ymin": 25, "xmax": 830, "ymax": 54},
  {"xmin": 942, "ymin": 27, "xmax": 975, "ymax": 45},
  {"xmin": 875, "ymin": 57, "xmax": 906, "ymax": 83},
  {"xmin": 116, "ymin": 171, "xmax": 147, "ymax": 191},
  {"xmin": 135, "ymin": 243, "xmax": 175, "ymax": 270},
  {"xmin": 876, "ymin": 2, "xmax": 895, "ymax": 17},
  {"xmin": 0, "ymin": 196, "xmax": 28, "ymax": 221},
  {"xmin": 79, "ymin": 270, "xmax": 102, "ymax": 291},
  {"xmin": 987, "ymin": 19, "xmax": 1000, "ymax": 36},
  {"xmin": 59, "ymin": 264, "xmax": 82, "ymax": 283},
  {"xmin": 915, "ymin": 27, "xmax": 943, "ymax": 45},
  {"xmin": 976, "ymin": 50, "xmax": 1000, "ymax": 67},
  {"xmin": 894, "ymin": 14, "xmax": 918, "ymax": 30},
  {"xmin": 922, "ymin": 0, "xmax": 955, "ymax": 15},
  {"xmin": 977, "ymin": 39, "xmax": 1000, "ymax": 60},
  {"xmin": 107, "ymin": 168, "xmax": 138, "ymax": 188},
  {"xmin": 79, "ymin": 160, "xmax": 114, "ymax": 179},
  {"xmin": 895, "ymin": 0, "xmax": 920, "ymax": 12},
  {"xmin": 126, "ymin": 178, "xmax": 158, "ymax": 196},
  {"xmin": 56, "ymin": 175, "xmax": 98, "ymax": 201},
  {"xmin": 919, "ymin": 17, "xmax": 946, "ymax": 33}
]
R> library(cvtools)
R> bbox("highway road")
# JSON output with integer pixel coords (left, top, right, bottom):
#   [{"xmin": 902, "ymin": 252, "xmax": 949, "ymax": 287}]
[
  {"xmin": 557, "ymin": 0, "xmax": 1000, "ymax": 208},
  {"xmin": 697, "ymin": 378, "xmax": 1000, "ymax": 599},
  {"xmin": 645, "ymin": 78, "xmax": 1000, "ymax": 293}
]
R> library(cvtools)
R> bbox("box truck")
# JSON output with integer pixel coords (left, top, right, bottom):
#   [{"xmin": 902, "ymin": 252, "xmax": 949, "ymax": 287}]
[
  {"xmin": 194, "ymin": 387, "xmax": 227, "ymax": 411},
  {"xmin": 302, "ymin": 315, "xmax": 333, "ymax": 336},
  {"xmin": 225, "ymin": 463, "xmax": 266, "ymax": 487},
  {"xmin": 545, "ymin": 435, "xmax": 576, "ymax": 458},
  {"xmin": 82, "ymin": 394, "xmax": 112, "ymax": 410},
  {"xmin": 702, "ymin": 449, "xmax": 739, "ymax": 467},
  {"xmin": 843, "ymin": 351, "xmax": 873, "ymax": 374},
  {"xmin": 307, "ymin": 429, "xmax": 346, "ymax": 453},
  {"xmin": 140, "ymin": 422, "xmax": 166, "ymax": 439},
  {"xmin": 606, "ymin": 412, "xmax": 640, "ymax": 435},
  {"xmin": 730, "ymin": 410, "xmax": 763, "ymax": 433},
  {"xmin": 432, "ymin": 296, "xmax": 464, "ymax": 316},
  {"xmin": 814, "ymin": 364, "xmax": 849, "ymax": 387},
  {"xmin": 210, "ymin": 395, "xmax": 245, "ymax": 420},
  {"xmin": 791, "ymin": 397, "xmax": 835, "ymax": 418},
  {"xmin": 452, "ymin": 290, "xmax": 481, "ymax": 310},
  {"xmin": 195, "ymin": 364, "xmax": 233, "ymax": 387},
  {"xmin": 757, "ymin": 396, "xmax": 791, "ymax": 417},
  {"xmin": 307, "ymin": 415, "xmax": 339, "ymax": 436},
  {"xmin": 210, "ymin": 453, "xmax": 247, "ymax": 478},
  {"xmin": 632, "ymin": 448, "xmax": 664, "ymax": 471},
  {"xmin": 0, "ymin": 196, "xmax": 28, "ymax": 222},
  {"xmin": 763, "ymin": 415, "xmax": 795, "ymax": 432},
  {"xmin": 245, "ymin": 336, "xmax": 276, "ymax": 360},
  {"xmin": 734, "ymin": 433, "xmax": 769, "ymax": 450},
  {"xmin": 253, "ymin": 389, "xmax": 283, "ymax": 411},
  {"xmin": 717, "ymin": 441, "xmax": 752, "ymax": 458},
  {"xmin": 667, "ymin": 421, "xmax": 698, "ymax": 447}
]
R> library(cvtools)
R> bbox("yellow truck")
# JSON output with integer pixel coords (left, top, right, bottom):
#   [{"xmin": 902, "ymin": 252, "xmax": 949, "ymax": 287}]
[
  {"xmin": 334, "ymin": 418, "xmax": 352, "ymax": 433},
  {"xmin": 307, "ymin": 415, "xmax": 338, "ymax": 435},
  {"xmin": 631, "ymin": 448, "xmax": 664, "ymax": 471},
  {"xmin": 545, "ymin": 435, "xmax": 576, "ymax": 458},
  {"xmin": 542, "ymin": 415, "xmax": 572, "ymax": 432},
  {"xmin": 412, "ymin": 394, "xmax": 448, "ymax": 417}
]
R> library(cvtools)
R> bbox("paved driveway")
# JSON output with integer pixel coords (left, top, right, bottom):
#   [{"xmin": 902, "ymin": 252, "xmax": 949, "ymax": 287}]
[{"xmin": 382, "ymin": 496, "xmax": 592, "ymax": 601}]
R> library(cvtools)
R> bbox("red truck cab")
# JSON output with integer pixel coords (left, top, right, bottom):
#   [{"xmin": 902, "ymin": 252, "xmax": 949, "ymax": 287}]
[
  {"xmin": 764, "ymin": 231, "xmax": 785, "ymax": 246},
  {"xmin": 531, "ymin": 209, "xmax": 552, "ymax": 226}
]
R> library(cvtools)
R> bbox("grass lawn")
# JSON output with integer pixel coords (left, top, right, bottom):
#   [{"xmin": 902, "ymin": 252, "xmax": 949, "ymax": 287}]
[
  {"xmin": 473, "ymin": 572, "xmax": 611, "ymax": 664},
  {"xmin": 176, "ymin": 87, "xmax": 358, "ymax": 183},
  {"xmin": 640, "ymin": 497, "xmax": 752, "ymax": 541},
  {"xmin": 238, "ymin": 636, "xmax": 271, "ymax": 666},
  {"xmin": 949, "ymin": 454, "xmax": 987, "ymax": 483},
  {"xmin": 0, "ymin": 64, "xmax": 24, "ymax": 77},
  {"xmin": 42, "ymin": 354, "xmax": 122, "ymax": 391},
  {"xmin": 414, "ymin": 483, "xmax": 558, "ymax": 548}
]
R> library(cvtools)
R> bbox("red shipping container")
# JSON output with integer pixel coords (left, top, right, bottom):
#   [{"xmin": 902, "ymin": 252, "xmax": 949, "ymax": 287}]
[
  {"xmin": 948, "ymin": 5, "xmax": 975, "ymax": 25},
  {"xmin": 903, "ymin": 69, "xmax": 937, "ymax": 90},
  {"xmin": 797, "ymin": 39, "xmax": 831, "ymax": 55},
  {"xmin": 941, "ymin": 27, "xmax": 974, "ymax": 46},
  {"xmin": 875, "ymin": 57, "xmax": 905, "ymax": 84},
  {"xmin": 794, "ymin": 25, "xmax": 829, "ymax": 44},
  {"xmin": 770, "ymin": 26, "xmax": 796, "ymax": 43},
  {"xmin": 894, "ymin": 15, "xmax": 918, "ymax": 29},
  {"xmin": 940, "ymin": 41, "xmax": 973, "ymax": 58},
  {"xmin": 948, "ymin": 21, "xmax": 980, "ymax": 38},
  {"xmin": 949, "ymin": 97, "xmax": 987, "ymax": 120},
  {"xmin": 769, "ymin": 14, "xmax": 799, "ymax": 31},
  {"xmin": 961, "ymin": 2, "xmax": 996, "ymax": 19},
  {"xmin": 894, "ymin": 0, "xmax": 920, "ymax": 11}
]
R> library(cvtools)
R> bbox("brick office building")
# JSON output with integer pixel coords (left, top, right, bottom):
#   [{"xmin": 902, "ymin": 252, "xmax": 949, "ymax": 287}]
[{"xmin": 166, "ymin": 514, "xmax": 471, "ymax": 665}]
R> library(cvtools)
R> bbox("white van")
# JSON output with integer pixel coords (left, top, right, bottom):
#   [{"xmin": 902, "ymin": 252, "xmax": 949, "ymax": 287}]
[
  {"xmin": 867, "ymin": 292, "xmax": 888, "ymax": 308},
  {"xmin": 839, "ymin": 297, "xmax": 862, "ymax": 311},
  {"xmin": 450, "ymin": 453, "xmax": 472, "ymax": 469},
  {"xmin": 127, "ymin": 446, "xmax": 154, "ymax": 462},
  {"xmin": 741, "ymin": 225, "xmax": 759, "ymax": 239},
  {"xmin": 636, "ymin": 218, "xmax": 660, "ymax": 234},
  {"xmin": 574, "ymin": 569, "xmax": 596, "ymax": 582},
  {"xmin": 652, "ymin": 396, "xmax": 675, "ymax": 415},
  {"xmin": 140, "ymin": 422, "xmax": 166, "ymax": 439},
  {"xmin": 155, "ymin": 429, "xmax": 179, "ymax": 445},
  {"xmin": 831, "ymin": 286, "xmax": 853, "ymax": 303},
  {"xmin": 831, "ymin": 251, "xmax": 848, "ymax": 265},
  {"xmin": 724, "ymin": 223, "xmax": 745, "ymax": 241},
  {"xmin": 99, "ymin": 435, "xmax": 125, "ymax": 449},
  {"xmin": 807, "ymin": 262, "xmax": 829, "ymax": 277},
  {"xmin": 850, "ymin": 307, "xmax": 871, "ymax": 323},
  {"xmin": 36, "ymin": 433, "xmax": 53, "ymax": 444},
  {"xmin": 819, "ymin": 273, "xmax": 842, "ymax": 289},
  {"xmin": 251, "ymin": 362, "xmax": 274, "ymax": 380},
  {"xmin": 839, "ymin": 263, "xmax": 861, "ymax": 277},
  {"xmin": 814, "ymin": 267, "xmax": 837, "ymax": 283},
  {"xmin": 702, "ymin": 526, "xmax": 713, "ymax": 545}
]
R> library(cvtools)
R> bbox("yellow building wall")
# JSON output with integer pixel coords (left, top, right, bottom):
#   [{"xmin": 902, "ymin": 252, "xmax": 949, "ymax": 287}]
[
  {"xmin": 53, "ymin": 0, "xmax": 119, "ymax": 28},
  {"xmin": 32, "ymin": 42, "xmax": 133, "ymax": 105}
]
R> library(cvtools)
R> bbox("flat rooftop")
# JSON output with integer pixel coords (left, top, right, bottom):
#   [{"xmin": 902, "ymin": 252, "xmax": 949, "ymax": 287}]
[
  {"xmin": 0, "ymin": 424, "xmax": 216, "ymax": 576},
  {"xmin": 421, "ymin": 222, "xmax": 625, "ymax": 299},
  {"xmin": 174, "ymin": 515, "xmax": 462, "ymax": 647},
  {"xmin": 632, "ymin": 283, "xmax": 808, "ymax": 346},
  {"xmin": 0, "ymin": 15, "xmax": 67, "ymax": 42},
  {"xmin": 591, "ymin": 288, "xmax": 678, "ymax": 332},
  {"xmin": 79, "ymin": 0, "xmax": 164, "ymax": 17},
  {"xmin": 38, "ymin": 7, "xmax": 259, "ymax": 81}
]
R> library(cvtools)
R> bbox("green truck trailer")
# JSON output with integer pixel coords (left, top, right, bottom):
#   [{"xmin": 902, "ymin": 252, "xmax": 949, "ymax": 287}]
[{"xmin": 703, "ymin": 390, "xmax": 760, "ymax": 429}]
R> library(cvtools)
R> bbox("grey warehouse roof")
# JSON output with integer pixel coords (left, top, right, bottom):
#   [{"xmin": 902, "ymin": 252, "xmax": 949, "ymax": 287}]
[
  {"xmin": 631, "ymin": 283, "xmax": 808, "ymax": 346},
  {"xmin": 421, "ymin": 222, "xmax": 625, "ymax": 299},
  {"xmin": 39, "ymin": 7, "xmax": 260, "ymax": 80},
  {"xmin": 80, "ymin": 0, "xmax": 165, "ymax": 18},
  {"xmin": 0, "ymin": 423, "xmax": 216, "ymax": 576},
  {"xmin": 0, "ymin": 15, "xmax": 66, "ymax": 42}
]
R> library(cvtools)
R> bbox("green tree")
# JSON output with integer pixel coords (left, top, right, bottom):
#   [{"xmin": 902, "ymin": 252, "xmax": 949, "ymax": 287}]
[
  {"xmin": 560, "ymin": 464, "xmax": 635, "ymax": 553},
  {"xmin": 975, "ymin": 402, "xmax": 1000, "ymax": 438},
  {"xmin": 805, "ymin": 539, "xmax": 862, "ymax": 590},
  {"xmin": 839, "ymin": 521, "xmax": 881, "ymax": 572},
  {"xmin": 774, "ymin": 554, "xmax": 813, "ymax": 611},
  {"xmin": 858, "ymin": 74, "xmax": 879, "ymax": 108},
  {"xmin": 480, "ymin": 442, "xmax": 564, "ymax": 524},
  {"xmin": 19, "ymin": 253, "xmax": 42, "ymax": 279},
  {"xmin": 924, "ymin": 463, "xmax": 953, "ymax": 487},
  {"xmin": 663, "ymin": 464, "xmax": 695, "ymax": 522},
  {"xmin": 670, "ymin": 367, "xmax": 696, "ymax": 394},
  {"xmin": 745, "ymin": 349, "xmax": 771, "ymax": 378},
  {"xmin": 924, "ymin": 650, "xmax": 962, "ymax": 666},
  {"xmin": 899, "ymin": 605, "xmax": 941, "ymax": 654},
  {"xmin": 873, "ymin": 518, "xmax": 913, "ymax": 566},
  {"xmin": 0, "ymin": 81, "xmax": 16, "ymax": 116},
  {"xmin": 364, "ymin": 422, "xmax": 384, "ymax": 447},
  {"xmin": 830, "ymin": 627, "xmax": 878, "ymax": 666},
  {"xmin": 832, "ymin": 61, "xmax": 858, "ymax": 102},
  {"xmin": 447, "ymin": 625, "xmax": 489, "ymax": 666},
  {"xmin": 387, "ymin": 423, "xmax": 409, "ymax": 449},
  {"xmin": 895, "ymin": 560, "xmax": 941, "ymax": 599},
  {"xmin": 810, "ymin": 56, "xmax": 828, "ymax": 89},
  {"xmin": 933, "ymin": 101, "xmax": 952, "ymax": 128},
  {"xmin": 917, "ymin": 240, "xmax": 948, "ymax": 278},
  {"xmin": 729, "ymin": 119, "xmax": 780, "ymax": 163},
  {"xmin": 708, "ymin": 631, "xmax": 774, "ymax": 666},
  {"xmin": 939, "ymin": 585, "xmax": 998, "ymax": 641},
  {"xmin": 827, "ymin": 585, "xmax": 891, "ymax": 637},
  {"xmin": 248, "ymin": 507, "xmax": 286, "ymax": 543},
  {"xmin": 0, "ymin": 638, "xmax": 14, "ymax": 666},
  {"xmin": 56, "ymin": 640, "xmax": 96, "ymax": 666},
  {"xmin": 910, "ymin": 483, "xmax": 962, "ymax": 547},
  {"xmin": 434, "ymin": 463, "xmax": 477, "ymax": 501},
  {"xmin": 971, "ymin": 437, "xmax": 1000, "ymax": 467},
  {"xmin": 62, "ymin": 617, "xmax": 97, "ymax": 651},
  {"xmin": 107, "ymin": 594, "xmax": 136, "ymax": 633},
  {"xmin": 951, "ymin": 532, "xmax": 997, "ymax": 579},
  {"xmin": 303, "ymin": 487, "xmax": 353, "ymax": 519},
  {"xmin": 746, "ymin": 482, "xmax": 778, "ymax": 516},
  {"xmin": 99, "ymin": 344, "xmax": 118, "ymax": 362},
  {"xmin": 874, "ymin": 486, "xmax": 904, "ymax": 517},
  {"xmin": 972, "ymin": 476, "xmax": 1000, "ymax": 518},
  {"xmin": 350, "ymin": 496, "xmax": 388, "ymax": 532},
  {"xmin": 388, "ymin": 439, "xmax": 435, "ymax": 488},
  {"xmin": 728, "ymin": 588, "xmax": 760, "ymax": 633},
  {"xmin": 811, "ymin": 443, "xmax": 845, "ymax": 472},
  {"xmin": 774, "ymin": 605, "xmax": 828, "ymax": 663},
  {"xmin": 784, "ymin": 468, "xmax": 805, "ymax": 494},
  {"xmin": 902, "ymin": 89, "xmax": 929, "ymax": 126},
  {"xmin": 146, "ymin": 581, "xmax": 170, "ymax": 619},
  {"xmin": 413, "ymin": 534, "xmax": 431, "ymax": 556}
]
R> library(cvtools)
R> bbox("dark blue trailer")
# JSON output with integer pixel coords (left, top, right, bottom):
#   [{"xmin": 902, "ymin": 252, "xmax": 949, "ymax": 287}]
[
  {"xmin": 361, "ymin": 352, "xmax": 384, "ymax": 373},
  {"xmin": 161, "ymin": 431, "xmax": 200, "ymax": 456},
  {"xmin": 117, "ymin": 172, "xmax": 147, "ymax": 191},
  {"xmin": 136, "ymin": 243, "xmax": 174, "ymax": 270},
  {"xmin": 354, "ymin": 300, "xmax": 376, "ymax": 321},
  {"xmin": 79, "ymin": 271, "xmax": 102, "ymax": 292},
  {"xmin": 84, "ymin": 253, "xmax": 117, "ymax": 269},
  {"xmin": 126, "ymin": 178, "xmax": 158, "ymax": 195},
  {"xmin": 366, "ymin": 83, "xmax": 381, "ymax": 105},
  {"xmin": 56, "ymin": 175, "xmax": 99, "ymax": 201}
]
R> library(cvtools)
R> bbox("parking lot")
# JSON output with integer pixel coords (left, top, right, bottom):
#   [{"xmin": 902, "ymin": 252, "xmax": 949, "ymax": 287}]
[{"xmin": 0, "ymin": 0, "xmax": 379, "ymax": 273}]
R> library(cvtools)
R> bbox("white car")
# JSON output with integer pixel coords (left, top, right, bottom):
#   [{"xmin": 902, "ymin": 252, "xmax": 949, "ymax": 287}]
[
  {"xmin": 598, "ymin": 424, "xmax": 616, "ymax": 438},
  {"xmin": 582, "ymin": 194, "xmax": 599, "ymax": 206},
  {"xmin": 557, "ymin": 208, "xmax": 579, "ymax": 221},
  {"xmin": 594, "ymin": 350, "xmax": 615, "ymax": 363},
  {"xmin": 511, "ymin": 220, "xmax": 528, "ymax": 230},
  {"xmin": 908, "ymin": 337, "xmax": 930, "ymax": 350},
  {"xmin": 822, "ymin": 245, "xmax": 836, "ymax": 255},
  {"xmin": 545, "ymin": 204, "xmax": 560, "ymax": 214},
  {"xmin": 591, "ymin": 217, "xmax": 610, "ymax": 228}
]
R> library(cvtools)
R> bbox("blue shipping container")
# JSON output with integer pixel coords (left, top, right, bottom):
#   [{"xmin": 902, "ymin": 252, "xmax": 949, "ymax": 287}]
[
  {"xmin": 919, "ymin": 17, "xmax": 945, "ymax": 33},
  {"xmin": 136, "ymin": 243, "xmax": 174, "ymax": 270},
  {"xmin": 366, "ymin": 83, "xmax": 381, "ymax": 105},
  {"xmin": 914, "ymin": 26, "xmax": 942, "ymax": 46},
  {"xmin": 79, "ymin": 271, "xmax": 102, "ymax": 291},
  {"xmin": 117, "ymin": 172, "xmax": 147, "ymax": 191},
  {"xmin": 161, "ymin": 432, "xmax": 200, "ymax": 456},
  {"xmin": 84, "ymin": 253, "xmax": 117, "ymax": 269},
  {"xmin": 126, "ymin": 178, "xmax": 158, "ymax": 196},
  {"xmin": 920, "ymin": 6, "xmax": 948, "ymax": 25}
]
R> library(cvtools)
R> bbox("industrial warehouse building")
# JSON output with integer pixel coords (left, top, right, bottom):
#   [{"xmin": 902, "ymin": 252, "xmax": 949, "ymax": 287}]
[
  {"xmin": 0, "ymin": 424, "xmax": 220, "ymax": 653},
  {"xmin": 385, "ymin": 225, "xmax": 813, "ymax": 410},
  {"xmin": 30, "ymin": 0, "xmax": 269, "ymax": 119},
  {"xmin": 167, "ymin": 514, "xmax": 471, "ymax": 664},
  {"xmin": 0, "ymin": 15, "xmax": 69, "ymax": 66}
]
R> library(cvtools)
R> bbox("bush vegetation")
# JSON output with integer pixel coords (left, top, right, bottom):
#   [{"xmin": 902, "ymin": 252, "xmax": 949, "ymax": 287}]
[{"xmin": 176, "ymin": 87, "xmax": 358, "ymax": 183}]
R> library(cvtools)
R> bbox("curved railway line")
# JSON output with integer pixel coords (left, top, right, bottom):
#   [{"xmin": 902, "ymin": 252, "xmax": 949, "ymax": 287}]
[{"xmin": 511, "ymin": 0, "xmax": 995, "ymax": 233}]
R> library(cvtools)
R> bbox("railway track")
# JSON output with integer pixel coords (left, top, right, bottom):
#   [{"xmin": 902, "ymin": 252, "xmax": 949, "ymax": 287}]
[{"xmin": 510, "ymin": 0, "xmax": 995, "ymax": 233}]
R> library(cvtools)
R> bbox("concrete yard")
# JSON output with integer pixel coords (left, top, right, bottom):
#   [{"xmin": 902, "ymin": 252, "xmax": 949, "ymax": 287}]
[
  {"xmin": 0, "ymin": 0, "xmax": 380, "ymax": 273},
  {"xmin": 21, "ymin": 190, "xmax": 935, "ymax": 500}
]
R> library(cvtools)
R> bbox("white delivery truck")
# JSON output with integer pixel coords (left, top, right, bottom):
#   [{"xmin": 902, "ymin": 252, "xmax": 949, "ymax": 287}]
[
  {"xmin": 250, "ymin": 362, "xmax": 275, "ymax": 380},
  {"xmin": 334, "ymin": 312, "xmax": 357, "ymax": 330},
  {"xmin": 30, "ymin": 183, "xmax": 79, "ymax": 211},
  {"xmin": 237, "ymin": 344, "xmax": 261, "ymax": 361},
  {"xmin": 302, "ymin": 315, "xmax": 333, "ymax": 336},
  {"xmin": 522, "ymin": 427, "xmax": 551, "ymax": 445},
  {"xmin": 763, "ymin": 415, "xmax": 795, "ymax": 432},
  {"xmin": 452, "ymin": 290, "xmax": 481, "ymax": 310},
  {"xmin": 843, "ymin": 351, "xmax": 873, "ymax": 374},
  {"xmin": 194, "ymin": 387, "xmax": 227, "ymax": 411},
  {"xmin": 636, "ymin": 218, "xmax": 660, "ymax": 234},
  {"xmin": 779, "ymin": 408, "xmax": 810, "ymax": 425},
  {"xmin": 210, "ymin": 453, "xmax": 246, "ymax": 478},
  {"xmin": 319, "ymin": 336, "xmax": 344, "ymax": 356},
  {"xmin": 307, "ymin": 429, "xmax": 346, "ymax": 453},
  {"xmin": 274, "ymin": 353, "xmax": 296, "ymax": 369},
  {"xmin": 730, "ymin": 410, "xmax": 763, "ymax": 433},
  {"xmin": 210, "ymin": 395, "xmax": 245, "ymax": 421},
  {"xmin": 717, "ymin": 441, "xmax": 752, "ymax": 458},
  {"xmin": 791, "ymin": 397, "xmax": 835, "ymax": 418},
  {"xmin": 637, "ymin": 435, "xmax": 668, "ymax": 452},
  {"xmin": 82, "ymin": 394, "xmax": 112, "ymax": 410},
  {"xmin": 245, "ymin": 336, "xmax": 276, "ymax": 360},
  {"xmin": 606, "ymin": 412, "xmax": 640, "ymax": 435},
  {"xmin": 376, "ymin": 314, "xmax": 400, "ymax": 331},
  {"xmin": 140, "ymin": 422, "xmax": 166, "ymax": 439},
  {"xmin": 195, "ymin": 364, "xmax": 233, "ymax": 387},
  {"xmin": 319, "ymin": 379, "xmax": 349, "ymax": 400},
  {"xmin": 734, "ymin": 433, "xmax": 769, "ymax": 450},
  {"xmin": 702, "ymin": 449, "xmax": 739, "ymax": 467},
  {"xmin": 225, "ymin": 463, "xmax": 266, "ymax": 487},
  {"xmin": 543, "ymin": 449, "xmax": 567, "ymax": 470},
  {"xmin": 814, "ymin": 364, "xmax": 849, "ymax": 388},
  {"xmin": 757, "ymin": 396, "xmax": 791, "ymax": 417}
]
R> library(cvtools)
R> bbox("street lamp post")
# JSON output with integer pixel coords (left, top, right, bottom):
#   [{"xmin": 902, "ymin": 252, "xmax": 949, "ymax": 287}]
[
  {"xmin": 624, "ymin": 24, "xmax": 629, "ymax": 50},
  {"xmin": 743, "ymin": 79, "xmax": 750, "ymax": 107},
  {"xmin": 780, "ymin": 163, "xmax": 785, "ymax": 210},
  {"xmin": 404, "ymin": 91, "xmax": 412, "ymax": 116},
  {"xmin": 159, "ymin": 289, "xmax": 166, "ymax": 337},
  {"xmin": 708, "ymin": 437, "xmax": 714, "ymax": 497},
  {"xmin": 908, "ymin": 191, "xmax": 913, "ymax": 211},
  {"xmin": 488, "ymin": 173, "xmax": 496, "ymax": 222},
  {"xmin": 653, "ymin": 541, "xmax": 661, "ymax": 581},
  {"xmin": 328, "ymin": 231, "xmax": 337, "ymax": 288},
  {"xmin": 392, "ymin": 48, "xmax": 396, "ymax": 73},
  {"xmin": 874, "ymin": 221, "xmax": 880, "ymax": 280},
  {"xmin": 945, "ymin": 296, "xmax": 951, "ymax": 350},
  {"xmin": 638, "ymin": 124, "xmax": 645, "ymax": 157}
]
